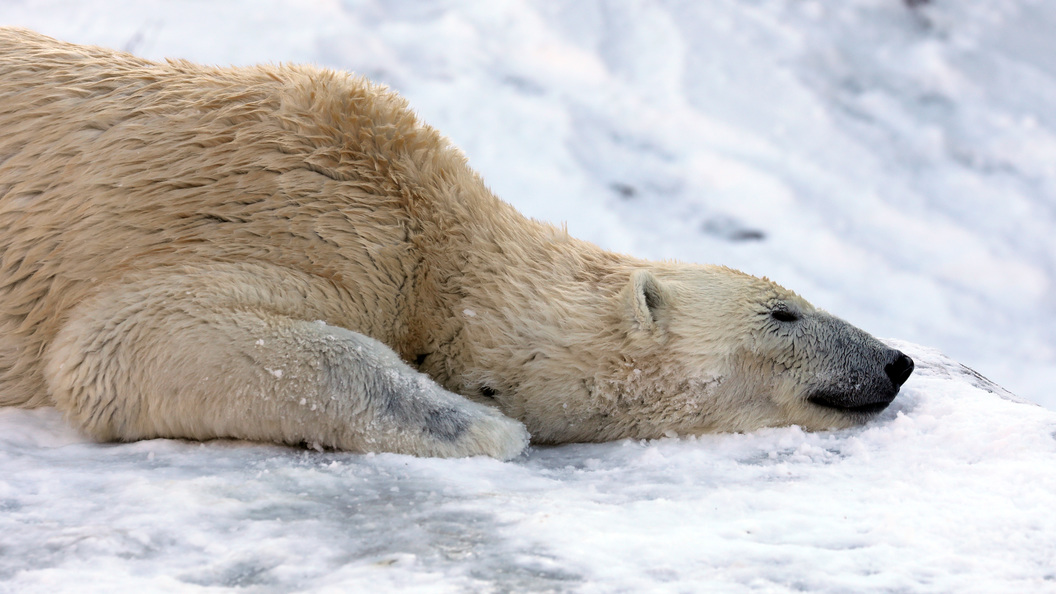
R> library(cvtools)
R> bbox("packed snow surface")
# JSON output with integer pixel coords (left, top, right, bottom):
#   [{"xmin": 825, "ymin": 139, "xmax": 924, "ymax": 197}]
[{"xmin": 1, "ymin": 0, "xmax": 1055, "ymax": 591}]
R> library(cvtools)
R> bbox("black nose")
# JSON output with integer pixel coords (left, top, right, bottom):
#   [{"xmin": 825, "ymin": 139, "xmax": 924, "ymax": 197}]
[{"xmin": 885, "ymin": 351, "xmax": 914, "ymax": 388}]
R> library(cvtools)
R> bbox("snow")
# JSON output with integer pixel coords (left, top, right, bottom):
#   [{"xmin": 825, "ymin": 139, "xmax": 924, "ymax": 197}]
[
  {"xmin": 1, "ymin": 1, "xmax": 1055, "ymax": 591},
  {"xmin": 2, "ymin": 343, "xmax": 1055, "ymax": 592}
]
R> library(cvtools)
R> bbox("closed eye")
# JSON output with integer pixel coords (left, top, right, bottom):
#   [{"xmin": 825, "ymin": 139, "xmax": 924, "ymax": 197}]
[{"xmin": 770, "ymin": 309, "xmax": 799, "ymax": 323}]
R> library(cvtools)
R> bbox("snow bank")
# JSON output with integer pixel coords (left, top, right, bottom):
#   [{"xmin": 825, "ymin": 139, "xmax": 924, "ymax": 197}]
[{"xmin": 1, "ymin": 343, "xmax": 1053, "ymax": 592}]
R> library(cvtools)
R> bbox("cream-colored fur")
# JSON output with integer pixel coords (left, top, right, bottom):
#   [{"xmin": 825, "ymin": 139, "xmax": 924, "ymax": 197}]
[{"xmin": 0, "ymin": 29, "xmax": 911, "ymax": 459}]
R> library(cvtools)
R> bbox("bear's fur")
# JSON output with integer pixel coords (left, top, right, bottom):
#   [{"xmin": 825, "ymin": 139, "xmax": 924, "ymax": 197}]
[{"xmin": 0, "ymin": 29, "xmax": 912, "ymax": 459}]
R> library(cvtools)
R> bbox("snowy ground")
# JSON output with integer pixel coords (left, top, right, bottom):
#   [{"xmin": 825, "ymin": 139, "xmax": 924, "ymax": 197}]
[
  {"xmin": 3, "ymin": 344, "xmax": 1055, "ymax": 592},
  {"xmin": 2, "ymin": 1, "xmax": 1055, "ymax": 591}
]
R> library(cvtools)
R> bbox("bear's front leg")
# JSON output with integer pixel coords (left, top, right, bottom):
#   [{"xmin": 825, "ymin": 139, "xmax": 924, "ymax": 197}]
[{"xmin": 41, "ymin": 266, "xmax": 529, "ymax": 460}]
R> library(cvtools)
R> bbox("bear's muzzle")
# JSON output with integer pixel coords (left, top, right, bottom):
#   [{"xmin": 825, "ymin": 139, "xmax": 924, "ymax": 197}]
[{"xmin": 807, "ymin": 349, "xmax": 914, "ymax": 415}]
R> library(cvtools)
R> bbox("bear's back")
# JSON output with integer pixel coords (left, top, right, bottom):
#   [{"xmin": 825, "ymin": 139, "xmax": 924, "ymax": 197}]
[{"xmin": 0, "ymin": 28, "xmax": 433, "ymax": 407}]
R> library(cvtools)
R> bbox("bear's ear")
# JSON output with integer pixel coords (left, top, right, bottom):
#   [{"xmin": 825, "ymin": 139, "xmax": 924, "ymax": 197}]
[{"xmin": 624, "ymin": 270, "xmax": 668, "ymax": 334}]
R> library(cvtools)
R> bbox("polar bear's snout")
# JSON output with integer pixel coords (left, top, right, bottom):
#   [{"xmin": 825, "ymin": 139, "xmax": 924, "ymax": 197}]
[
  {"xmin": 789, "ymin": 304, "xmax": 917, "ymax": 419},
  {"xmin": 806, "ymin": 349, "xmax": 913, "ymax": 415}
]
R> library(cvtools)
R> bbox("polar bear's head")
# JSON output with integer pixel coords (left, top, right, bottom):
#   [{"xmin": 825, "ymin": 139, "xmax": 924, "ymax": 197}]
[
  {"xmin": 612, "ymin": 266, "xmax": 914, "ymax": 436},
  {"xmin": 467, "ymin": 265, "xmax": 914, "ymax": 443}
]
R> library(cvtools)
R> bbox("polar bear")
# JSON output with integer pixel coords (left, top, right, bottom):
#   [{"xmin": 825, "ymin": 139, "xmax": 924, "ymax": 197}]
[{"xmin": 0, "ymin": 29, "xmax": 913, "ymax": 459}]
